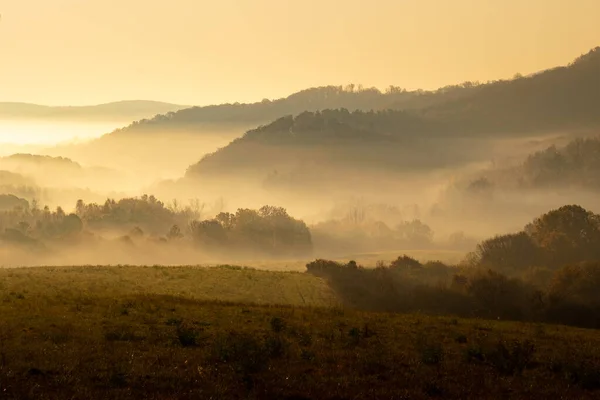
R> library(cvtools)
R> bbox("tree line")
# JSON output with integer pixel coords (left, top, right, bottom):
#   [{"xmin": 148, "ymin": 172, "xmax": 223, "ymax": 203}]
[
  {"xmin": 0, "ymin": 195, "xmax": 313, "ymax": 258},
  {"xmin": 307, "ymin": 204, "xmax": 600, "ymax": 329}
]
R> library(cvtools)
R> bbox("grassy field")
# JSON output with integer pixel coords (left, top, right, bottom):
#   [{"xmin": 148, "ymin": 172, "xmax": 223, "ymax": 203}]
[
  {"xmin": 1, "ymin": 265, "xmax": 600, "ymax": 399},
  {"xmin": 0, "ymin": 265, "xmax": 338, "ymax": 307}
]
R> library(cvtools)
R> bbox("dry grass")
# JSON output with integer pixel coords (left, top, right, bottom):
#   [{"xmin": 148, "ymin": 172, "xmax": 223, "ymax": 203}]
[
  {"xmin": 0, "ymin": 265, "xmax": 599, "ymax": 399},
  {"xmin": 0, "ymin": 265, "xmax": 338, "ymax": 307}
]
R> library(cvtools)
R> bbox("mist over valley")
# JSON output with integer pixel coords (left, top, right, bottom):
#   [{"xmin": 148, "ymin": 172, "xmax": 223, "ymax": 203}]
[{"xmin": 1, "ymin": 4, "xmax": 600, "ymax": 396}]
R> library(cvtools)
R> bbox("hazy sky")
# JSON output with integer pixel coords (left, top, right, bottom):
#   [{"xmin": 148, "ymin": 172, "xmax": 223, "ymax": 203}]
[{"xmin": 1, "ymin": 0, "xmax": 598, "ymax": 106}]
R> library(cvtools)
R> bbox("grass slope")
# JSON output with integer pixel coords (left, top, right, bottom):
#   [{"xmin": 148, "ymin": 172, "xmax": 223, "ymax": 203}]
[
  {"xmin": 0, "ymin": 265, "xmax": 337, "ymax": 307},
  {"xmin": 0, "ymin": 265, "xmax": 599, "ymax": 399}
]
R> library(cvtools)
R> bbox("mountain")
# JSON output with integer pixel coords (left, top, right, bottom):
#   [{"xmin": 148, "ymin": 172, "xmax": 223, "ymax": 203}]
[
  {"xmin": 92, "ymin": 47, "xmax": 600, "ymax": 141},
  {"xmin": 0, "ymin": 100, "xmax": 187, "ymax": 122},
  {"xmin": 51, "ymin": 76, "xmax": 480, "ymax": 180},
  {"xmin": 182, "ymin": 47, "xmax": 600, "ymax": 189},
  {"xmin": 96, "ymin": 85, "xmax": 478, "ymax": 139}
]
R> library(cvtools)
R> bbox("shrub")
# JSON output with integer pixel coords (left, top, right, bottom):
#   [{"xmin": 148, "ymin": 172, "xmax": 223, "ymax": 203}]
[
  {"xmin": 455, "ymin": 334, "xmax": 468, "ymax": 344},
  {"xmin": 465, "ymin": 345, "xmax": 485, "ymax": 363},
  {"xmin": 212, "ymin": 332, "xmax": 287, "ymax": 376},
  {"xmin": 487, "ymin": 340, "xmax": 536, "ymax": 375},
  {"xmin": 176, "ymin": 322, "xmax": 201, "ymax": 347},
  {"xmin": 550, "ymin": 359, "xmax": 600, "ymax": 390},
  {"xmin": 420, "ymin": 343, "xmax": 444, "ymax": 366},
  {"xmin": 104, "ymin": 326, "xmax": 145, "ymax": 342},
  {"xmin": 270, "ymin": 316, "xmax": 286, "ymax": 333},
  {"xmin": 348, "ymin": 327, "xmax": 362, "ymax": 345}
]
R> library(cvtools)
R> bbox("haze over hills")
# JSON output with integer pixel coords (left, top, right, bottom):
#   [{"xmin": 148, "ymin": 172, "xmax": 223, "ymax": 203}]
[
  {"xmin": 0, "ymin": 154, "xmax": 132, "ymax": 207},
  {"xmin": 183, "ymin": 48, "xmax": 600, "ymax": 186},
  {"xmin": 86, "ymin": 46, "xmax": 600, "ymax": 141},
  {"xmin": 4, "ymin": 3, "xmax": 600, "ymax": 398},
  {"xmin": 47, "ymin": 47, "xmax": 599, "ymax": 188},
  {"xmin": 0, "ymin": 100, "xmax": 188, "ymax": 122},
  {"xmin": 4, "ymin": 47, "xmax": 600, "ymax": 236}
]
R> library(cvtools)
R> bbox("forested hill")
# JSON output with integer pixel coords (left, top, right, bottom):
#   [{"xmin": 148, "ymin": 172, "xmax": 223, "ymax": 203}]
[
  {"xmin": 103, "ymin": 86, "xmax": 444, "ymax": 137},
  {"xmin": 184, "ymin": 48, "xmax": 600, "ymax": 182},
  {"xmin": 184, "ymin": 109, "xmax": 459, "ymax": 180},
  {"xmin": 107, "ymin": 47, "xmax": 599, "ymax": 138},
  {"xmin": 420, "ymin": 46, "xmax": 600, "ymax": 133},
  {"xmin": 460, "ymin": 137, "xmax": 600, "ymax": 192}
]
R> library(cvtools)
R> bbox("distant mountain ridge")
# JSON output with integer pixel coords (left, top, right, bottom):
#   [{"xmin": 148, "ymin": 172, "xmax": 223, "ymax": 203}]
[
  {"xmin": 39, "ymin": 46, "xmax": 600, "ymax": 195},
  {"xmin": 418, "ymin": 47, "xmax": 600, "ymax": 134},
  {"xmin": 99, "ymin": 47, "xmax": 600, "ymax": 141},
  {"xmin": 182, "ymin": 47, "xmax": 600, "ymax": 187},
  {"xmin": 0, "ymin": 100, "xmax": 188, "ymax": 122},
  {"xmin": 102, "ymin": 85, "xmax": 475, "ymax": 138}
]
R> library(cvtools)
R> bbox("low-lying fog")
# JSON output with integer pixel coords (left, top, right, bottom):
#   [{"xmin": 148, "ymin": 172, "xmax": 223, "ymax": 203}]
[
  {"xmin": 0, "ymin": 120, "xmax": 123, "ymax": 147},
  {"xmin": 1, "ymin": 121, "xmax": 599, "ymax": 268}
]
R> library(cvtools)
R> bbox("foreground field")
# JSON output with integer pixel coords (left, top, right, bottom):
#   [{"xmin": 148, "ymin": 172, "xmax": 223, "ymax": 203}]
[
  {"xmin": 1, "ymin": 266, "xmax": 600, "ymax": 399},
  {"xmin": 0, "ymin": 265, "xmax": 337, "ymax": 307}
]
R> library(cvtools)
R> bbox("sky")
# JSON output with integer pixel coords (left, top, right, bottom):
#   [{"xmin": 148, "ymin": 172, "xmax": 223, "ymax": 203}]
[{"xmin": 0, "ymin": 0, "xmax": 599, "ymax": 106}]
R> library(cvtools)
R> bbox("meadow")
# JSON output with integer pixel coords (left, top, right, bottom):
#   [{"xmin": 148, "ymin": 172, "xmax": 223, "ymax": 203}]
[{"xmin": 1, "ymin": 265, "xmax": 599, "ymax": 399}]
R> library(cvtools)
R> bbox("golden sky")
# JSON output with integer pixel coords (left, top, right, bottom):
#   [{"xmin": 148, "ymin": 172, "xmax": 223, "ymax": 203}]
[{"xmin": 1, "ymin": 0, "xmax": 598, "ymax": 106}]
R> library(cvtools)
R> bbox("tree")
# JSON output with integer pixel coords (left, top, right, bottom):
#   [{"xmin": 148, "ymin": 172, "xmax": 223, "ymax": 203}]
[
  {"xmin": 75, "ymin": 199, "xmax": 85, "ymax": 217},
  {"xmin": 189, "ymin": 219, "xmax": 227, "ymax": 246},
  {"xmin": 396, "ymin": 220, "xmax": 434, "ymax": 246},
  {"xmin": 189, "ymin": 206, "xmax": 312, "ymax": 256},
  {"xmin": 466, "ymin": 269, "xmax": 533, "ymax": 320},
  {"xmin": 473, "ymin": 232, "xmax": 541, "ymax": 272},
  {"xmin": 525, "ymin": 205, "xmax": 600, "ymax": 267},
  {"xmin": 548, "ymin": 262, "xmax": 600, "ymax": 308},
  {"xmin": 546, "ymin": 262, "xmax": 600, "ymax": 327},
  {"xmin": 167, "ymin": 224, "xmax": 183, "ymax": 240}
]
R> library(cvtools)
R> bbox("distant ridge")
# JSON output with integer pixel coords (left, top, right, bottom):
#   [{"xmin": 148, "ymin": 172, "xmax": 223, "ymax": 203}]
[
  {"xmin": 182, "ymin": 47, "xmax": 600, "ymax": 184},
  {"xmin": 95, "ymin": 47, "xmax": 600, "ymax": 140},
  {"xmin": 0, "ymin": 100, "xmax": 188, "ymax": 122}
]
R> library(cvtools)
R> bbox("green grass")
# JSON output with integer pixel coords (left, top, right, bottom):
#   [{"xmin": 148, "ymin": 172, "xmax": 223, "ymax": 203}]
[{"xmin": 1, "ymin": 265, "xmax": 599, "ymax": 399}]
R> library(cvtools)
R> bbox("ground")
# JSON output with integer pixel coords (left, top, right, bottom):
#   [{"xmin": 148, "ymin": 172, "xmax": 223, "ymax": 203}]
[{"xmin": 0, "ymin": 265, "xmax": 599, "ymax": 399}]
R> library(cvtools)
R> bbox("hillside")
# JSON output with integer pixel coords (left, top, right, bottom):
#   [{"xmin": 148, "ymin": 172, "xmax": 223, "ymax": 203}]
[
  {"xmin": 181, "ymin": 48, "xmax": 600, "ymax": 189},
  {"xmin": 421, "ymin": 47, "xmax": 600, "ymax": 133},
  {"xmin": 185, "ymin": 110, "xmax": 446, "ymax": 180},
  {"xmin": 0, "ymin": 100, "xmax": 187, "ymax": 122},
  {"xmin": 0, "ymin": 154, "xmax": 133, "ymax": 204},
  {"xmin": 101, "ymin": 85, "xmax": 465, "ymax": 138},
  {"xmin": 101, "ymin": 47, "xmax": 599, "ymax": 140},
  {"xmin": 51, "ymin": 88, "xmax": 429, "ymax": 178}
]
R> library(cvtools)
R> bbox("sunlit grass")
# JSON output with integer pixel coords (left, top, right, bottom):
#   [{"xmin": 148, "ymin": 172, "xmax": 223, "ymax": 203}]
[
  {"xmin": 1, "ymin": 264, "xmax": 599, "ymax": 399},
  {"xmin": 0, "ymin": 265, "xmax": 338, "ymax": 307}
]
